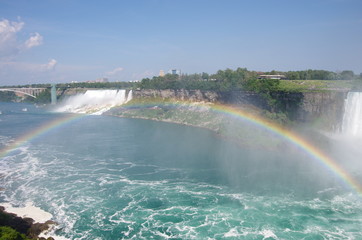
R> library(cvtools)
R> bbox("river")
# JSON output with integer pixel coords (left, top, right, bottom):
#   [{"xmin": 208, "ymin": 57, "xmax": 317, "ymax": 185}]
[{"xmin": 0, "ymin": 102, "xmax": 361, "ymax": 239}]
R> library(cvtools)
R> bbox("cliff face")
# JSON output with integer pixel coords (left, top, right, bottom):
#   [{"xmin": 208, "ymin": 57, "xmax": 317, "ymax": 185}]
[
  {"xmin": 275, "ymin": 91, "xmax": 347, "ymax": 130},
  {"xmin": 57, "ymin": 88, "xmax": 87, "ymax": 98},
  {"xmin": 133, "ymin": 89, "xmax": 348, "ymax": 131},
  {"xmin": 133, "ymin": 89, "xmax": 220, "ymax": 102},
  {"xmin": 133, "ymin": 89, "xmax": 267, "ymax": 106}
]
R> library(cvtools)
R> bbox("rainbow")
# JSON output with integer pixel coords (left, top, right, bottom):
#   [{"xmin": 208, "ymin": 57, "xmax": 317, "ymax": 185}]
[
  {"xmin": 212, "ymin": 103, "xmax": 362, "ymax": 195},
  {"xmin": 1, "ymin": 101, "xmax": 361, "ymax": 196},
  {"xmin": 0, "ymin": 113, "xmax": 85, "ymax": 159},
  {"xmin": 122, "ymin": 100, "xmax": 362, "ymax": 195}
]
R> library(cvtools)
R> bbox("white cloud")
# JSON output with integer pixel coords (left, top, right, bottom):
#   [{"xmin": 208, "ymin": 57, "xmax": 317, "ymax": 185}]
[
  {"xmin": 24, "ymin": 32, "xmax": 43, "ymax": 49},
  {"xmin": 41, "ymin": 59, "xmax": 57, "ymax": 71},
  {"xmin": 105, "ymin": 67, "xmax": 124, "ymax": 76},
  {"xmin": 0, "ymin": 19, "xmax": 24, "ymax": 57},
  {"xmin": 0, "ymin": 59, "xmax": 57, "ymax": 72},
  {"xmin": 0, "ymin": 18, "xmax": 44, "ymax": 59}
]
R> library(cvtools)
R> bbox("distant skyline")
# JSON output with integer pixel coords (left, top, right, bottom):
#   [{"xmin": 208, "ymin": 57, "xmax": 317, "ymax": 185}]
[{"xmin": 0, "ymin": 0, "xmax": 361, "ymax": 85}]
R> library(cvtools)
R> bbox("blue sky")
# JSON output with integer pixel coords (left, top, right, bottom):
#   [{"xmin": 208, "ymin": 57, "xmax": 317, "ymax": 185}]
[{"xmin": 0, "ymin": 0, "xmax": 361, "ymax": 85}]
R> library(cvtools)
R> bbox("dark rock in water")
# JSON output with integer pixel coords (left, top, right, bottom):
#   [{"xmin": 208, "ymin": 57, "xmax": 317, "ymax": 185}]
[
  {"xmin": 0, "ymin": 206, "xmax": 56, "ymax": 239},
  {"xmin": 28, "ymin": 220, "xmax": 57, "ymax": 239}
]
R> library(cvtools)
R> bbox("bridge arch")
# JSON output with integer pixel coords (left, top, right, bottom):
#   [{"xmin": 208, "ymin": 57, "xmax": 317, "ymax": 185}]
[{"xmin": 0, "ymin": 89, "xmax": 37, "ymax": 98}]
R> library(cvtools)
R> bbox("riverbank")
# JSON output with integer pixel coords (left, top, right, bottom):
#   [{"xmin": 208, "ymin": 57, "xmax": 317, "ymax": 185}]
[
  {"xmin": 0, "ymin": 204, "xmax": 55, "ymax": 240},
  {"xmin": 107, "ymin": 98, "xmax": 294, "ymax": 151},
  {"xmin": 106, "ymin": 96, "xmax": 337, "ymax": 154}
]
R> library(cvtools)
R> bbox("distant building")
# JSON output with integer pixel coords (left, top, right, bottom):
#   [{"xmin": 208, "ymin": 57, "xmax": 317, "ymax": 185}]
[
  {"xmin": 172, "ymin": 69, "xmax": 177, "ymax": 75},
  {"xmin": 159, "ymin": 70, "xmax": 165, "ymax": 77},
  {"xmin": 86, "ymin": 77, "xmax": 109, "ymax": 83},
  {"xmin": 95, "ymin": 77, "xmax": 108, "ymax": 82},
  {"xmin": 258, "ymin": 74, "xmax": 286, "ymax": 80}
]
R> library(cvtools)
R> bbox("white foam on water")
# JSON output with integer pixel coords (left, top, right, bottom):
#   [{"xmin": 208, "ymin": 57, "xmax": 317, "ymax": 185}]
[
  {"xmin": 118, "ymin": 176, "xmax": 168, "ymax": 186},
  {"xmin": 224, "ymin": 227, "xmax": 240, "ymax": 237},
  {"xmin": 39, "ymin": 224, "xmax": 70, "ymax": 240},
  {"xmin": 1, "ymin": 202, "xmax": 52, "ymax": 223},
  {"xmin": 259, "ymin": 229, "xmax": 278, "ymax": 239}
]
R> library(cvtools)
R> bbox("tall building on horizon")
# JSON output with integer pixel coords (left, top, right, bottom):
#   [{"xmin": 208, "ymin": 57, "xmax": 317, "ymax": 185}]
[{"xmin": 159, "ymin": 70, "xmax": 165, "ymax": 77}]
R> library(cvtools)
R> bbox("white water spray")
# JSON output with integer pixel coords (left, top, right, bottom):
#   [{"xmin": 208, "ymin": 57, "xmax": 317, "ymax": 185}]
[
  {"xmin": 54, "ymin": 89, "xmax": 132, "ymax": 115},
  {"xmin": 126, "ymin": 89, "xmax": 133, "ymax": 103},
  {"xmin": 342, "ymin": 92, "xmax": 362, "ymax": 137}
]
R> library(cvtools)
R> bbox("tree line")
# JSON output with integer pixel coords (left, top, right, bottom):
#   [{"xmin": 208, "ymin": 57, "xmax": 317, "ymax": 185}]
[
  {"xmin": 138, "ymin": 68, "xmax": 360, "ymax": 91},
  {"xmin": 137, "ymin": 68, "xmax": 361, "ymax": 111},
  {"xmin": 283, "ymin": 70, "xmax": 357, "ymax": 80},
  {"xmin": 138, "ymin": 68, "xmax": 276, "ymax": 91}
]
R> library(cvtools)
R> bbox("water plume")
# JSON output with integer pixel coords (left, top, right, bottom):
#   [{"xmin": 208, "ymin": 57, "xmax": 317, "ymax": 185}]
[
  {"xmin": 54, "ymin": 89, "xmax": 132, "ymax": 115},
  {"xmin": 342, "ymin": 92, "xmax": 362, "ymax": 137}
]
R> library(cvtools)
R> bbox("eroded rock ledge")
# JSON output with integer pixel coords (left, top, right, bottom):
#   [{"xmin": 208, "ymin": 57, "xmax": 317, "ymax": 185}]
[{"xmin": 0, "ymin": 206, "xmax": 55, "ymax": 240}]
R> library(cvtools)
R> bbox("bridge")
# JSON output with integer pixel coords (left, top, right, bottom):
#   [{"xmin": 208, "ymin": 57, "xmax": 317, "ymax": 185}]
[{"xmin": 0, "ymin": 88, "xmax": 47, "ymax": 98}]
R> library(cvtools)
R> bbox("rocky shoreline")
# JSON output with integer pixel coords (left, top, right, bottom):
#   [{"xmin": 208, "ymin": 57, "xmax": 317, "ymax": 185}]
[
  {"xmin": 106, "ymin": 101, "xmax": 290, "ymax": 151},
  {"xmin": 0, "ymin": 206, "xmax": 55, "ymax": 240}
]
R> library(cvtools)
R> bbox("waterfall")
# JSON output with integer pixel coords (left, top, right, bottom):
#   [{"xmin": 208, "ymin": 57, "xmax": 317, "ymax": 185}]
[
  {"xmin": 54, "ymin": 89, "xmax": 132, "ymax": 115},
  {"xmin": 342, "ymin": 92, "xmax": 362, "ymax": 137},
  {"xmin": 126, "ymin": 89, "xmax": 133, "ymax": 103}
]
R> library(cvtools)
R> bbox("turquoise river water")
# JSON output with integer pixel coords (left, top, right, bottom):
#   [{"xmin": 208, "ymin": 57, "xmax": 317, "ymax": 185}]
[{"xmin": 0, "ymin": 102, "xmax": 361, "ymax": 239}]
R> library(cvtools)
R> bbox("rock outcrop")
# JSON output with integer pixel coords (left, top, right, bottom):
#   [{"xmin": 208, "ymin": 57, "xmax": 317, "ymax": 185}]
[
  {"xmin": 0, "ymin": 206, "xmax": 55, "ymax": 240},
  {"xmin": 133, "ymin": 89, "xmax": 220, "ymax": 102},
  {"xmin": 276, "ymin": 91, "xmax": 347, "ymax": 131},
  {"xmin": 132, "ymin": 89, "xmax": 348, "ymax": 131}
]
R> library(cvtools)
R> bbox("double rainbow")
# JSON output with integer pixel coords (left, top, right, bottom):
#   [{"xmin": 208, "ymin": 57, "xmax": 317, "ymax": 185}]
[{"xmin": 1, "ymin": 101, "xmax": 361, "ymax": 196}]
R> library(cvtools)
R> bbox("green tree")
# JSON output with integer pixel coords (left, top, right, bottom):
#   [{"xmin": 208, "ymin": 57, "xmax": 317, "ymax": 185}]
[
  {"xmin": 163, "ymin": 74, "xmax": 179, "ymax": 81},
  {"xmin": 0, "ymin": 91, "xmax": 17, "ymax": 102},
  {"xmin": 0, "ymin": 226, "xmax": 29, "ymax": 240},
  {"xmin": 286, "ymin": 71, "xmax": 300, "ymax": 80},
  {"xmin": 245, "ymin": 78, "xmax": 280, "ymax": 109},
  {"xmin": 201, "ymin": 72, "xmax": 209, "ymax": 81},
  {"xmin": 340, "ymin": 70, "xmax": 354, "ymax": 80}
]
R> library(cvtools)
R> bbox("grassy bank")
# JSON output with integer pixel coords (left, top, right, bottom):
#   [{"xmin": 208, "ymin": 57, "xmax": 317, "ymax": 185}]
[{"xmin": 278, "ymin": 80, "xmax": 356, "ymax": 92}]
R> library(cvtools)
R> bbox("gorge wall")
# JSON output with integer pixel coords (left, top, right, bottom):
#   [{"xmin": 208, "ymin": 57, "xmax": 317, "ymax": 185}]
[
  {"xmin": 133, "ymin": 89, "xmax": 348, "ymax": 131},
  {"xmin": 276, "ymin": 91, "xmax": 347, "ymax": 130}
]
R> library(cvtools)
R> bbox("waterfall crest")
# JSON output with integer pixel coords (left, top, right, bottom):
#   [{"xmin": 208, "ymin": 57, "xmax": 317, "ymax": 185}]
[
  {"xmin": 342, "ymin": 92, "xmax": 362, "ymax": 137},
  {"xmin": 54, "ymin": 89, "xmax": 132, "ymax": 115}
]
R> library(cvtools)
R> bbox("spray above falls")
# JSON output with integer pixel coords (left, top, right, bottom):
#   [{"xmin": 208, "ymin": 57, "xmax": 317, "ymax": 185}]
[
  {"xmin": 342, "ymin": 92, "xmax": 362, "ymax": 137},
  {"xmin": 54, "ymin": 89, "xmax": 132, "ymax": 115}
]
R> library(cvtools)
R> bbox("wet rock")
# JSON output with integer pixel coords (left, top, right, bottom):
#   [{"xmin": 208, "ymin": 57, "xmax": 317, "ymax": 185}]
[{"xmin": 0, "ymin": 206, "xmax": 56, "ymax": 239}]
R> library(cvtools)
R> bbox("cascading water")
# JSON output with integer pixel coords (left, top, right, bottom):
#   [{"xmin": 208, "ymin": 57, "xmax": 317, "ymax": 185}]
[
  {"xmin": 54, "ymin": 89, "xmax": 132, "ymax": 115},
  {"xmin": 342, "ymin": 92, "xmax": 362, "ymax": 137},
  {"xmin": 126, "ymin": 89, "xmax": 133, "ymax": 102}
]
